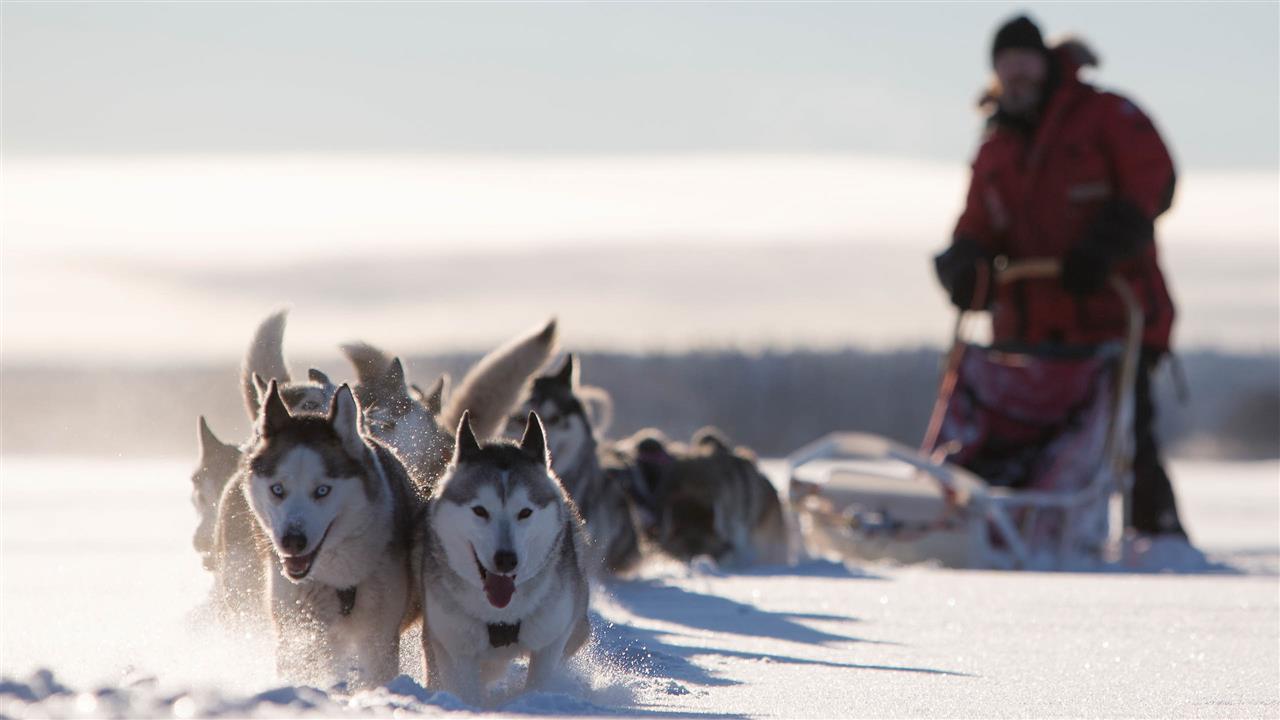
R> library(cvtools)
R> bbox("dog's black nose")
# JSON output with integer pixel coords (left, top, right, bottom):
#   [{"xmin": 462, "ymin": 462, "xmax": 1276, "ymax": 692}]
[
  {"xmin": 281, "ymin": 531, "xmax": 308, "ymax": 555},
  {"xmin": 493, "ymin": 550, "xmax": 518, "ymax": 574}
]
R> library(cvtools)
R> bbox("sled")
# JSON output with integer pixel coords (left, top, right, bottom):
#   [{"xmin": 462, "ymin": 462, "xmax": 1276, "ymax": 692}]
[{"xmin": 788, "ymin": 259, "xmax": 1143, "ymax": 570}]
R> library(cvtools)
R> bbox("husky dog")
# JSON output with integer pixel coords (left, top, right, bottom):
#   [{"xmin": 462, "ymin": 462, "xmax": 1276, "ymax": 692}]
[
  {"xmin": 416, "ymin": 412, "xmax": 590, "ymax": 706},
  {"xmin": 341, "ymin": 347, "xmax": 453, "ymax": 490},
  {"xmin": 206, "ymin": 371, "xmax": 347, "ymax": 627},
  {"xmin": 343, "ymin": 340, "xmax": 447, "ymax": 415},
  {"xmin": 650, "ymin": 428, "xmax": 790, "ymax": 567},
  {"xmin": 601, "ymin": 428, "xmax": 677, "ymax": 541},
  {"xmin": 510, "ymin": 355, "xmax": 641, "ymax": 574},
  {"xmin": 191, "ymin": 417, "xmax": 243, "ymax": 571},
  {"xmin": 199, "ymin": 310, "xmax": 336, "ymax": 569},
  {"xmin": 240, "ymin": 310, "xmax": 337, "ymax": 420},
  {"xmin": 229, "ymin": 380, "xmax": 419, "ymax": 688},
  {"xmin": 340, "ymin": 318, "xmax": 560, "ymax": 486}
]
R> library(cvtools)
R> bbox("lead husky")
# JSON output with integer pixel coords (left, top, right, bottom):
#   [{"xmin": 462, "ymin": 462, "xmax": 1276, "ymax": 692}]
[
  {"xmin": 416, "ymin": 412, "xmax": 590, "ymax": 706},
  {"xmin": 190, "ymin": 311, "xmax": 337, "ymax": 569},
  {"xmin": 509, "ymin": 355, "xmax": 641, "ymax": 574},
  {"xmin": 230, "ymin": 380, "xmax": 419, "ymax": 688}
]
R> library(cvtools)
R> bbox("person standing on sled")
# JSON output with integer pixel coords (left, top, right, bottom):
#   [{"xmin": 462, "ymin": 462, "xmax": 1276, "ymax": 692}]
[{"xmin": 933, "ymin": 15, "xmax": 1188, "ymax": 540}]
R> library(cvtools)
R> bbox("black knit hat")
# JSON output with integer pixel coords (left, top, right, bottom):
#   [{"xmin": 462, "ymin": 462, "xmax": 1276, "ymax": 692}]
[{"xmin": 991, "ymin": 15, "xmax": 1046, "ymax": 65}]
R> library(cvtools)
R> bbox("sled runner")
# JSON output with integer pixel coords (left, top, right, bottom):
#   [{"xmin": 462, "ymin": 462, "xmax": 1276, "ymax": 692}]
[{"xmin": 788, "ymin": 259, "xmax": 1143, "ymax": 569}]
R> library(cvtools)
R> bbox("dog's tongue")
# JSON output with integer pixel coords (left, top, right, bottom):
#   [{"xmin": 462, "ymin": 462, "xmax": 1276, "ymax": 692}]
[
  {"xmin": 483, "ymin": 574, "xmax": 515, "ymax": 608},
  {"xmin": 283, "ymin": 555, "xmax": 311, "ymax": 576}
]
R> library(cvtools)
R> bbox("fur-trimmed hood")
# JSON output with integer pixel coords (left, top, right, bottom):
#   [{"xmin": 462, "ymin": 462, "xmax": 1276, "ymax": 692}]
[
  {"xmin": 978, "ymin": 36, "xmax": 1100, "ymax": 111},
  {"xmin": 1052, "ymin": 36, "xmax": 1100, "ymax": 75}
]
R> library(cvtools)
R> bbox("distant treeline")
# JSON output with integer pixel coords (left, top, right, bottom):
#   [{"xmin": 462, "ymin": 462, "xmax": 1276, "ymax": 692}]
[{"xmin": 2, "ymin": 348, "xmax": 1276, "ymax": 460}]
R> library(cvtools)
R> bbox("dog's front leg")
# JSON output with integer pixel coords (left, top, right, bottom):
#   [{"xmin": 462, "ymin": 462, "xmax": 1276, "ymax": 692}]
[
  {"xmin": 420, "ymin": 624, "xmax": 437, "ymax": 690},
  {"xmin": 360, "ymin": 624, "xmax": 402, "ymax": 689},
  {"xmin": 425, "ymin": 635, "xmax": 483, "ymax": 707},
  {"xmin": 272, "ymin": 607, "xmax": 329, "ymax": 684},
  {"xmin": 336, "ymin": 615, "xmax": 400, "ymax": 690},
  {"xmin": 269, "ymin": 572, "xmax": 334, "ymax": 685},
  {"xmin": 269, "ymin": 569, "xmax": 308, "ymax": 683},
  {"xmin": 449, "ymin": 652, "xmax": 485, "ymax": 708},
  {"xmin": 525, "ymin": 632, "xmax": 570, "ymax": 693}
]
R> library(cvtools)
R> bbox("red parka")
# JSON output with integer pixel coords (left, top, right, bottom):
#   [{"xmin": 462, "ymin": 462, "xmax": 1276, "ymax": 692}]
[{"xmin": 954, "ymin": 42, "xmax": 1177, "ymax": 352}]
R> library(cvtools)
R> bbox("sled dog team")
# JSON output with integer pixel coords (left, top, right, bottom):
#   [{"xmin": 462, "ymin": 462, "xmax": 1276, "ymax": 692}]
[{"xmin": 190, "ymin": 312, "xmax": 788, "ymax": 702}]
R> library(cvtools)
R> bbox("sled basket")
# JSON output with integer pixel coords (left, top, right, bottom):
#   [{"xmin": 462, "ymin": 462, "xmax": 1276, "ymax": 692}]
[{"xmin": 788, "ymin": 260, "xmax": 1142, "ymax": 569}]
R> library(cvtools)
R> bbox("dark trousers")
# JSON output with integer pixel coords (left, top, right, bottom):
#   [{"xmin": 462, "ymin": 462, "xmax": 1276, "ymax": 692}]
[{"xmin": 1130, "ymin": 350, "xmax": 1187, "ymax": 537}]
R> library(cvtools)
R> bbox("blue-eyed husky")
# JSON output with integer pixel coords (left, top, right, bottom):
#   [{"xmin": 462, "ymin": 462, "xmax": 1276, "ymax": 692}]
[{"xmin": 230, "ymin": 380, "xmax": 420, "ymax": 688}]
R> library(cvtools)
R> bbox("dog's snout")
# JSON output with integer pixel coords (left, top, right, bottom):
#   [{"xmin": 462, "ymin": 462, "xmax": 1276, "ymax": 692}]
[
  {"xmin": 281, "ymin": 531, "xmax": 308, "ymax": 555},
  {"xmin": 492, "ymin": 550, "xmax": 518, "ymax": 574}
]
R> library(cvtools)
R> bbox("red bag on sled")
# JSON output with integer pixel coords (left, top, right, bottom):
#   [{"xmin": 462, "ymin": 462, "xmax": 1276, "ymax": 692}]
[{"xmin": 938, "ymin": 345, "xmax": 1117, "ymax": 496}]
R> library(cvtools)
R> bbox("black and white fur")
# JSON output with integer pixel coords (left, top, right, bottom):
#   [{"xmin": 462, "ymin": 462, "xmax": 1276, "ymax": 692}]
[
  {"xmin": 233, "ymin": 380, "xmax": 420, "ymax": 688},
  {"xmin": 416, "ymin": 412, "xmax": 590, "ymax": 706}
]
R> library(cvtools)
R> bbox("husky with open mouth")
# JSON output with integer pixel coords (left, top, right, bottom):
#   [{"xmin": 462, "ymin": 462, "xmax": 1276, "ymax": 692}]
[
  {"xmin": 233, "ymin": 380, "xmax": 420, "ymax": 688},
  {"xmin": 416, "ymin": 411, "xmax": 590, "ymax": 706},
  {"xmin": 197, "ymin": 311, "xmax": 337, "ymax": 580}
]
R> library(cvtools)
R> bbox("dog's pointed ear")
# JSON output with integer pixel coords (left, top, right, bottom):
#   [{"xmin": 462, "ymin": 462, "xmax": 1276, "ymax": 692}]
[
  {"xmin": 307, "ymin": 368, "xmax": 333, "ymax": 388},
  {"xmin": 520, "ymin": 411, "xmax": 549, "ymax": 466},
  {"xmin": 198, "ymin": 415, "xmax": 236, "ymax": 459},
  {"xmin": 198, "ymin": 415, "xmax": 219, "ymax": 456},
  {"xmin": 424, "ymin": 374, "xmax": 446, "ymax": 416},
  {"xmin": 537, "ymin": 317, "xmax": 557, "ymax": 345},
  {"xmin": 552, "ymin": 353, "xmax": 577, "ymax": 388},
  {"xmin": 252, "ymin": 372, "xmax": 271, "ymax": 402},
  {"xmin": 453, "ymin": 410, "xmax": 482, "ymax": 464},
  {"xmin": 328, "ymin": 384, "xmax": 364, "ymax": 452},
  {"xmin": 385, "ymin": 357, "xmax": 410, "ymax": 399},
  {"xmin": 257, "ymin": 379, "xmax": 290, "ymax": 438}
]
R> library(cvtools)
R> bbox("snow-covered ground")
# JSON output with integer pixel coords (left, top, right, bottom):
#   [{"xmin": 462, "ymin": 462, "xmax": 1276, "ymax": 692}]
[{"xmin": 2, "ymin": 457, "xmax": 1277, "ymax": 718}]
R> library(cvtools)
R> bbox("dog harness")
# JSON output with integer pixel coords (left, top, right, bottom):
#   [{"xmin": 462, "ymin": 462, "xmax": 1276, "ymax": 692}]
[
  {"xmin": 487, "ymin": 622, "xmax": 520, "ymax": 648},
  {"xmin": 337, "ymin": 587, "xmax": 357, "ymax": 616}
]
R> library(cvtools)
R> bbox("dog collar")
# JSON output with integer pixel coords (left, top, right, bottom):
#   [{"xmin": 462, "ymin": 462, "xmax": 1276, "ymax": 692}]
[
  {"xmin": 337, "ymin": 586, "xmax": 357, "ymax": 616},
  {"xmin": 487, "ymin": 621, "xmax": 520, "ymax": 648}
]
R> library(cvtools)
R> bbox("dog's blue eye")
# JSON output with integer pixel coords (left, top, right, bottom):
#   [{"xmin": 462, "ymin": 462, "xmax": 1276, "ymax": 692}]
[
  {"xmin": 472, "ymin": 506, "xmax": 489, "ymax": 520},
  {"xmin": 314, "ymin": 485, "xmax": 331, "ymax": 499},
  {"xmin": 517, "ymin": 508, "xmax": 532, "ymax": 520},
  {"xmin": 270, "ymin": 483, "xmax": 285, "ymax": 498}
]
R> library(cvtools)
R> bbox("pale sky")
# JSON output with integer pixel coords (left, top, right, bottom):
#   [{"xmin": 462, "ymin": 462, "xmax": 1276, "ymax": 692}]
[{"xmin": 3, "ymin": 2, "xmax": 1277, "ymax": 168}]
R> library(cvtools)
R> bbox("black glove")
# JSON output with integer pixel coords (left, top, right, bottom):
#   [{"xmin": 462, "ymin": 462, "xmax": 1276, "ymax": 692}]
[
  {"xmin": 1061, "ymin": 242, "xmax": 1111, "ymax": 296},
  {"xmin": 1062, "ymin": 200, "xmax": 1154, "ymax": 296},
  {"xmin": 934, "ymin": 238, "xmax": 992, "ymax": 310}
]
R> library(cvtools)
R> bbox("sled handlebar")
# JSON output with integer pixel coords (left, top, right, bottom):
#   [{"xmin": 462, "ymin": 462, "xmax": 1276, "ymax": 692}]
[
  {"xmin": 991, "ymin": 258, "xmax": 1141, "ymax": 326},
  {"xmin": 992, "ymin": 257, "xmax": 1060, "ymax": 284}
]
